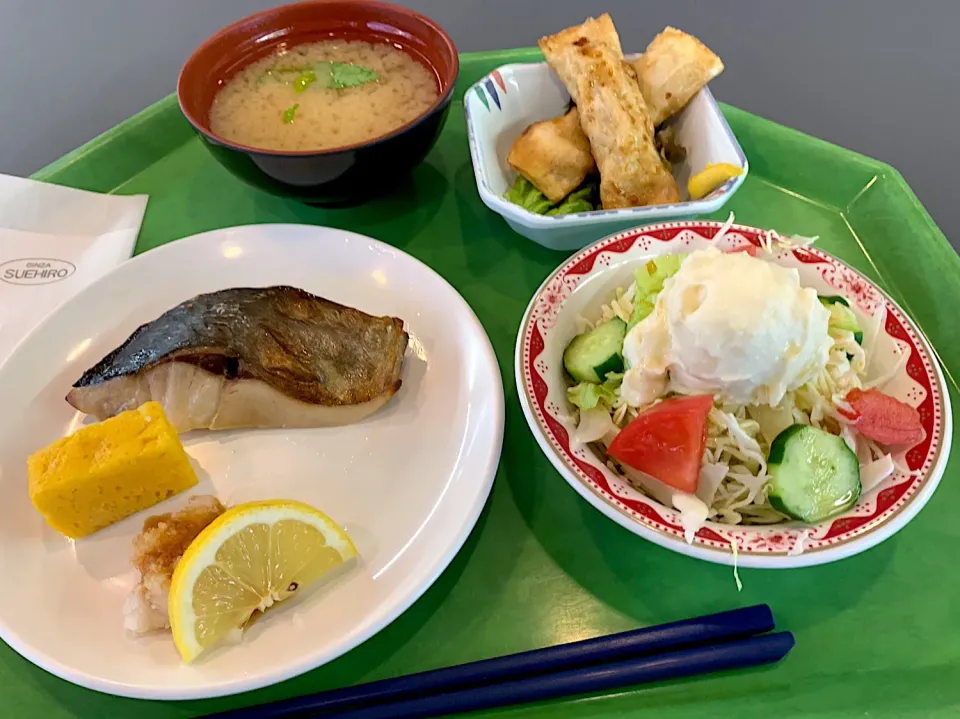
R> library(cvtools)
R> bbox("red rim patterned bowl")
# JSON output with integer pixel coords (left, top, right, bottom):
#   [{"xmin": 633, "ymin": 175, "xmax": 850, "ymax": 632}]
[{"xmin": 515, "ymin": 220, "xmax": 952, "ymax": 568}]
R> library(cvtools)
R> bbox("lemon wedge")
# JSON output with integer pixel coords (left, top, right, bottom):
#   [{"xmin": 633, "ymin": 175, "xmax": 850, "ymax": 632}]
[
  {"xmin": 168, "ymin": 499, "xmax": 357, "ymax": 662},
  {"xmin": 687, "ymin": 163, "xmax": 744, "ymax": 200}
]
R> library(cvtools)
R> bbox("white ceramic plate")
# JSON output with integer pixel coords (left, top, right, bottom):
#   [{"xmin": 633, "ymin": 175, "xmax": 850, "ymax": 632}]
[
  {"xmin": 464, "ymin": 60, "xmax": 748, "ymax": 251},
  {"xmin": 516, "ymin": 220, "xmax": 951, "ymax": 568},
  {"xmin": 0, "ymin": 224, "xmax": 503, "ymax": 699}
]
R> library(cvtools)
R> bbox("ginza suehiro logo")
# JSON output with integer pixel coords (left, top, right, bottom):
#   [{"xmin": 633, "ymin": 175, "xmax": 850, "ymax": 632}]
[{"xmin": 0, "ymin": 258, "xmax": 77, "ymax": 285}]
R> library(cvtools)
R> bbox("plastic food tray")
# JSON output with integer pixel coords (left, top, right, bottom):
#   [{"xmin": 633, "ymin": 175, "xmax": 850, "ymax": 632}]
[{"xmin": 7, "ymin": 47, "xmax": 960, "ymax": 719}]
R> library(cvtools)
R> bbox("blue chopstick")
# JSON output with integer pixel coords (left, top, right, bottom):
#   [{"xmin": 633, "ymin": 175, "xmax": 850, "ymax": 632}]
[
  {"xmin": 326, "ymin": 632, "xmax": 795, "ymax": 719},
  {"xmin": 202, "ymin": 605, "xmax": 776, "ymax": 718}
]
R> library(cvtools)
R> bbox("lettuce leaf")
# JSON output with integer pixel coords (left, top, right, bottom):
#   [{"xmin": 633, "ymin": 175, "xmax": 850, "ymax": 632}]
[
  {"xmin": 547, "ymin": 183, "xmax": 597, "ymax": 215},
  {"xmin": 504, "ymin": 176, "xmax": 554, "ymax": 214},
  {"xmin": 567, "ymin": 373, "xmax": 623, "ymax": 410},
  {"xmin": 505, "ymin": 176, "xmax": 599, "ymax": 216},
  {"xmin": 627, "ymin": 254, "xmax": 686, "ymax": 329}
]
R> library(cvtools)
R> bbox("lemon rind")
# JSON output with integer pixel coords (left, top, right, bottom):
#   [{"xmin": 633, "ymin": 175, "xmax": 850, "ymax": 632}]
[{"xmin": 168, "ymin": 500, "xmax": 357, "ymax": 662}]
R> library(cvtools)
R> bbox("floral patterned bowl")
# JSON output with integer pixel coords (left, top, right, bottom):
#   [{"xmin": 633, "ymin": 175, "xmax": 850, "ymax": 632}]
[
  {"xmin": 515, "ymin": 220, "xmax": 952, "ymax": 568},
  {"xmin": 464, "ymin": 61, "xmax": 747, "ymax": 252}
]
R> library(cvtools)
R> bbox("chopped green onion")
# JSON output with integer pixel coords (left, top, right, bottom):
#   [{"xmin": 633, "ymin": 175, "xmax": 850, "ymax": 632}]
[
  {"xmin": 282, "ymin": 104, "xmax": 300, "ymax": 124},
  {"xmin": 293, "ymin": 70, "xmax": 317, "ymax": 93}
]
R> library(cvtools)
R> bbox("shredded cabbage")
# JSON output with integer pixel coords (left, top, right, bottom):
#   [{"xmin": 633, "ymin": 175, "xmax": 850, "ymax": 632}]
[
  {"xmin": 567, "ymin": 217, "xmax": 889, "ymax": 536},
  {"xmin": 861, "ymin": 454, "xmax": 896, "ymax": 494},
  {"xmin": 730, "ymin": 534, "xmax": 743, "ymax": 592},
  {"xmin": 758, "ymin": 226, "xmax": 820, "ymax": 254},
  {"xmin": 574, "ymin": 407, "xmax": 618, "ymax": 445},
  {"xmin": 714, "ymin": 212, "xmax": 735, "ymax": 244},
  {"xmin": 696, "ymin": 462, "xmax": 729, "ymax": 507},
  {"xmin": 788, "ymin": 529, "xmax": 811, "ymax": 556},
  {"xmin": 673, "ymin": 492, "xmax": 710, "ymax": 544},
  {"xmin": 585, "ymin": 321, "xmax": 866, "ymax": 528},
  {"xmin": 580, "ymin": 303, "xmax": 869, "ymax": 523}
]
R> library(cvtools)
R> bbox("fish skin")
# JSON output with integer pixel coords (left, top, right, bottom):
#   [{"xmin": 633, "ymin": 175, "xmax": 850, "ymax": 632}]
[{"xmin": 67, "ymin": 286, "xmax": 408, "ymax": 424}]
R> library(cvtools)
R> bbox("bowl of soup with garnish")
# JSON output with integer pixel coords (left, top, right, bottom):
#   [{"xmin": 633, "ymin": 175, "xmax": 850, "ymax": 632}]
[{"xmin": 178, "ymin": 0, "xmax": 458, "ymax": 204}]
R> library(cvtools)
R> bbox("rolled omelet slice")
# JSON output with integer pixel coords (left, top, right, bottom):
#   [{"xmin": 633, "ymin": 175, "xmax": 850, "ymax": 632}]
[
  {"xmin": 539, "ymin": 17, "xmax": 679, "ymax": 209},
  {"xmin": 28, "ymin": 402, "xmax": 198, "ymax": 539}
]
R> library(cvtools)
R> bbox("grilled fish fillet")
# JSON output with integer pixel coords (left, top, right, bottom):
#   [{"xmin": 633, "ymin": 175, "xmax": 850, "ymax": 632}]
[
  {"xmin": 539, "ymin": 16, "xmax": 680, "ymax": 209},
  {"xmin": 123, "ymin": 495, "xmax": 225, "ymax": 635},
  {"xmin": 67, "ymin": 286, "xmax": 408, "ymax": 432}
]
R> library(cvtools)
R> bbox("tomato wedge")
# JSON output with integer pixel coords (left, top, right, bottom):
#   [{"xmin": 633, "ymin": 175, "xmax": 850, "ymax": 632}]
[
  {"xmin": 842, "ymin": 388, "xmax": 925, "ymax": 448},
  {"xmin": 607, "ymin": 395, "xmax": 714, "ymax": 494}
]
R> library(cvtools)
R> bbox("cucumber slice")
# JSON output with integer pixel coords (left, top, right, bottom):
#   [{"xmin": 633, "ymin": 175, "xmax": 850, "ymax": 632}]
[
  {"xmin": 768, "ymin": 424, "xmax": 861, "ymax": 523},
  {"xmin": 819, "ymin": 294, "xmax": 850, "ymax": 307},
  {"xmin": 563, "ymin": 318, "xmax": 627, "ymax": 383},
  {"xmin": 820, "ymin": 296, "xmax": 863, "ymax": 344}
]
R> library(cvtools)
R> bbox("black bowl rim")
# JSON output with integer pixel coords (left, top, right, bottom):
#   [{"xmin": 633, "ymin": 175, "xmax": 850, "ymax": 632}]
[{"xmin": 176, "ymin": 0, "xmax": 460, "ymax": 159}]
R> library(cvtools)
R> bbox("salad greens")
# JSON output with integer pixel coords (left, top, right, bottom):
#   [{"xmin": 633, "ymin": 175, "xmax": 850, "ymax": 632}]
[
  {"xmin": 557, "ymin": 242, "xmax": 910, "ymax": 543},
  {"xmin": 627, "ymin": 254, "xmax": 686, "ymax": 329},
  {"xmin": 564, "ymin": 254, "xmax": 687, "ymax": 410},
  {"xmin": 567, "ymin": 373, "xmax": 622, "ymax": 410},
  {"xmin": 820, "ymin": 295, "xmax": 864, "ymax": 344},
  {"xmin": 505, "ymin": 176, "xmax": 599, "ymax": 216}
]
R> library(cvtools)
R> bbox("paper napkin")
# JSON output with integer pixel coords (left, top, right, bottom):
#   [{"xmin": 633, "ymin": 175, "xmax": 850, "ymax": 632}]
[{"xmin": 0, "ymin": 174, "xmax": 148, "ymax": 363}]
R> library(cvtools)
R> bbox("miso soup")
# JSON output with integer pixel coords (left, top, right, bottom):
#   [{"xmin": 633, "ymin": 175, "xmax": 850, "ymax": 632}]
[{"xmin": 210, "ymin": 40, "xmax": 440, "ymax": 151}]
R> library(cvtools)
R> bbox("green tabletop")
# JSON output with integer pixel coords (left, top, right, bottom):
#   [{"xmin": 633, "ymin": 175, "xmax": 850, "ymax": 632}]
[{"xmin": 5, "ymin": 48, "xmax": 960, "ymax": 718}]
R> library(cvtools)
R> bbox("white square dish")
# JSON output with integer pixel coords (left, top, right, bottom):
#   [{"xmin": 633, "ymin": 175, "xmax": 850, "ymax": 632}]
[{"xmin": 464, "ymin": 60, "xmax": 749, "ymax": 252}]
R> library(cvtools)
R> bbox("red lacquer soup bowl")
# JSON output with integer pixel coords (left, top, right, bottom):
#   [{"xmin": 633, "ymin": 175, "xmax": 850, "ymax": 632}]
[{"xmin": 178, "ymin": 0, "xmax": 458, "ymax": 204}]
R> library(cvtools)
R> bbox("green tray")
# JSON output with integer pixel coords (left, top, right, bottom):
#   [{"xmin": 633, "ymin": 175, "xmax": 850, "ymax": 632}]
[{"xmin": 7, "ymin": 48, "xmax": 960, "ymax": 719}]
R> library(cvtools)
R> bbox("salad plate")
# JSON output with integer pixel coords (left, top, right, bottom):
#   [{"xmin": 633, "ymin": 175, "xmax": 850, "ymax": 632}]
[
  {"xmin": 516, "ymin": 219, "xmax": 951, "ymax": 568},
  {"xmin": 0, "ymin": 224, "xmax": 503, "ymax": 699}
]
